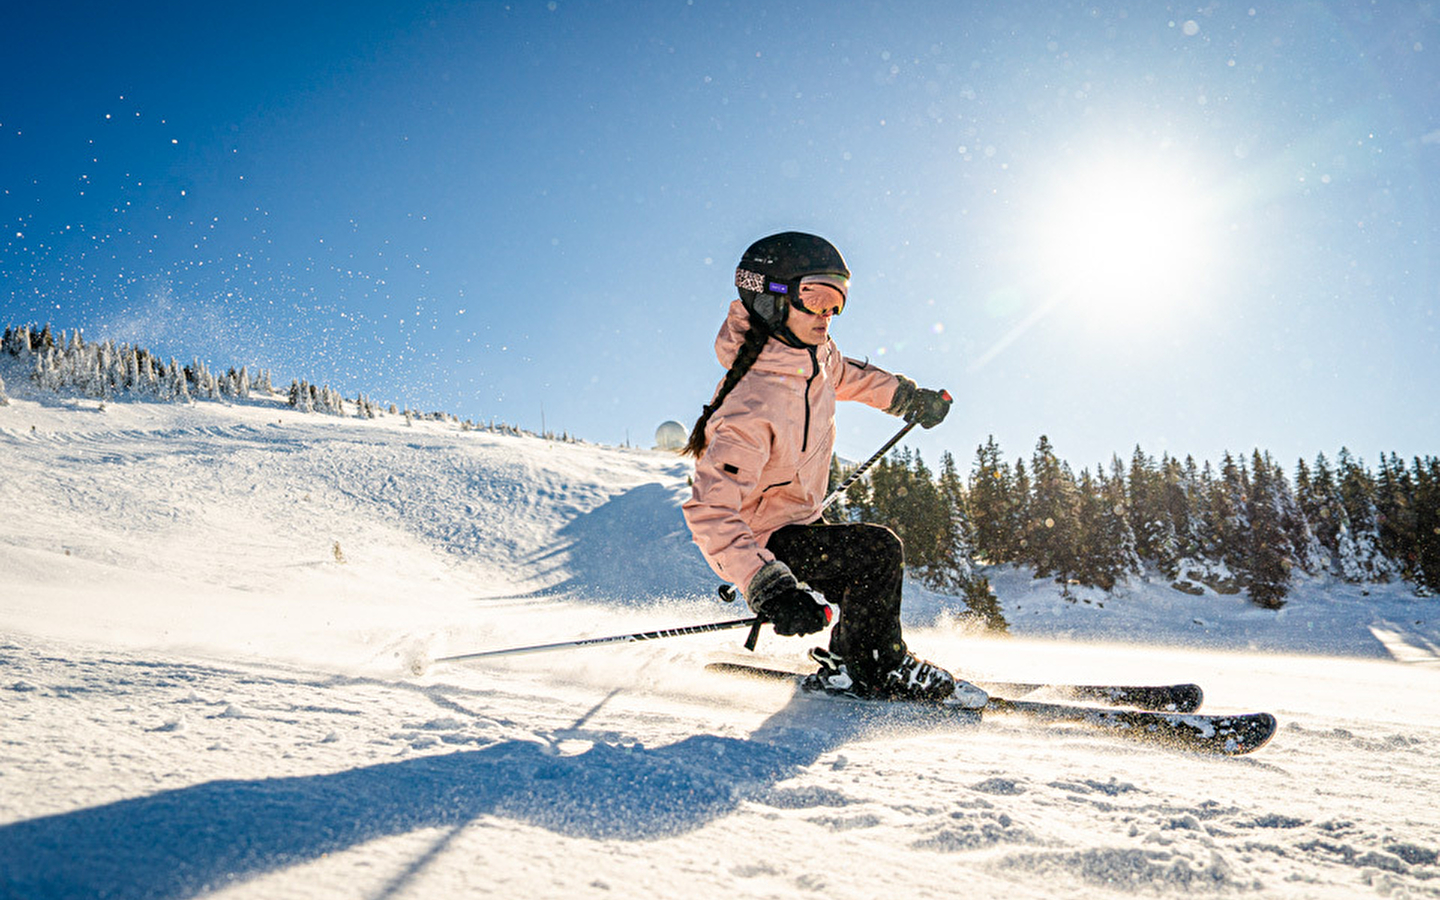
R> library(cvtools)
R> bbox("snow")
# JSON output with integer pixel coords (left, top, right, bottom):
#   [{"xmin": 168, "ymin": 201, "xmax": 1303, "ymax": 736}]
[{"xmin": 2, "ymin": 359, "xmax": 1439, "ymax": 900}]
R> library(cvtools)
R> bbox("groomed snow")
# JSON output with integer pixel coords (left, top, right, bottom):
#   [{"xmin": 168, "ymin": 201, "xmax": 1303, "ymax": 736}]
[{"xmin": 2, "ymin": 362, "xmax": 1438, "ymax": 900}]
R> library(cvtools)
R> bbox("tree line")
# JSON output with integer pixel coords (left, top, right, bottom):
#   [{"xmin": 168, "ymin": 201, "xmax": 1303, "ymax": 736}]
[
  {"xmin": 8, "ymin": 323, "xmax": 1438, "ymax": 616},
  {"xmin": 828, "ymin": 435, "xmax": 1440, "ymax": 623},
  {"xmin": 1, "ymin": 323, "xmax": 569, "ymax": 439}
]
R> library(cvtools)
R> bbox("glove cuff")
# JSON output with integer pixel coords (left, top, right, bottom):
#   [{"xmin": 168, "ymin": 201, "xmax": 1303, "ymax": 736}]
[
  {"xmin": 746, "ymin": 559, "xmax": 795, "ymax": 602},
  {"xmin": 886, "ymin": 375, "xmax": 918, "ymax": 417}
]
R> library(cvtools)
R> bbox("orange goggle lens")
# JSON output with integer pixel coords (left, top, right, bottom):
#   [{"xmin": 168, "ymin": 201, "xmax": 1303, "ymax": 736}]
[{"xmin": 794, "ymin": 276, "xmax": 848, "ymax": 317}]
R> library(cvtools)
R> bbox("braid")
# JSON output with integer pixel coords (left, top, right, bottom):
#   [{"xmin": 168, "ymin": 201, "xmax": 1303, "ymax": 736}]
[{"xmin": 682, "ymin": 316, "xmax": 771, "ymax": 458}]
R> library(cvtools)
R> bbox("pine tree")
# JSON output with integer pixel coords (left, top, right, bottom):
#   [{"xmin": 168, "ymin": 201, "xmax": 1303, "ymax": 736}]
[
  {"xmin": 1412, "ymin": 456, "xmax": 1440, "ymax": 593},
  {"xmin": 1302, "ymin": 453, "xmax": 1347, "ymax": 569},
  {"xmin": 961, "ymin": 574, "xmax": 1009, "ymax": 632},
  {"xmin": 1210, "ymin": 453, "xmax": 1250, "ymax": 579},
  {"xmin": 1152, "ymin": 455, "xmax": 1191, "ymax": 572},
  {"xmin": 1076, "ymin": 467, "xmax": 1142, "ymax": 590},
  {"xmin": 968, "ymin": 436, "xmax": 1016, "ymax": 564},
  {"xmin": 1376, "ymin": 454, "xmax": 1416, "ymax": 576},
  {"xmin": 1337, "ymin": 449, "xmax": 1396, "ymax": 582},
  {"xmin": 1027, "ymin": 435, "xmax": 1081, "ymax": 582},
  {"xmin": 1179, "ymin": 455, "xmax": 1207, "ymax": 560},
  {"xmin": 1127, "ymin": 447, "xmax": 1160, "ymax": 561},
  {"xmin": 1075, "ymin": 470, "xmax": 1110, "ymax": 588},
  {"xmin": 1013, "ymin": 459, "xmax": 1032, "ymax": 560},
  {"xmin": 1246, "ymin": 451, "xmax": 1293, "ymax": 608},
  {"xmin": 904, "ymin": 450, "xmax": 947, "ymax": 573},
  {"xmin": 823, "ymin": 455, "xmax": 850, "ymax": 523},
  {"xmin": 866, "ymin": 449, "xmax": 947, "ymax": 575},
  {"xmin": 844, "ymin": 457, "xmax": 873, "ymax": 520},
  {"xmin": 929, "ymin": 451, "xmax": 978, "ymax": 592},
  {"xmin": 1273, "ymin": 457, "xmax": 1324, "ymax": 575}
]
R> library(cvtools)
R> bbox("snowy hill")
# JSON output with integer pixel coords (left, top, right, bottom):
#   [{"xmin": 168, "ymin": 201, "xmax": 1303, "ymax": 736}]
[{"xmin": 2, "ymin": 353, "xmax": 1439, "ymax": 900}]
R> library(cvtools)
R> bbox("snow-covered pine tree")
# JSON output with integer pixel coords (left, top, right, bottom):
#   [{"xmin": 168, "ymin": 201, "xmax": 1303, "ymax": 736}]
[
  {"xmin": 934, "ymin": 451, "xmax": 978, "ymax": 589},
  {"xmin": 1273, "ymin": 456, "xmax": 1325, "ymax": 575},
  {"xmin": 1301, "ymin": 453, "xmax": 1346, "ymax": 567},
  {"xmin": 1077, "ymin": 466, "xmax": 1142, "ymax": 590},
  {"xmin": 88, "ymin": 340, "xmax": 110, "ymax": 399},
  {"xmin": 31, "ymin": 349, "xmax": 56, "ymax": 392},
  {"xmin": 168, "ymin": 358, "xmax": 191, "ymax": 401},
  {"xmin": 0, "ymin": 325, "xmax": 25, "ymax": 354},
  {"xmin": 1207, "ymin": 453, "xmax": 1250, "ymax": 578},
  {"xmin": 1337, "ymin": 449, "xmax": 1397, "ymax": 583},
  {"xmin": 1125, "ymin": 448, "xmax": 1180, "ymax": 575},
  {"xmin": 1157, "ymin": 455, "xmax": 1199, "ymax": 567}
]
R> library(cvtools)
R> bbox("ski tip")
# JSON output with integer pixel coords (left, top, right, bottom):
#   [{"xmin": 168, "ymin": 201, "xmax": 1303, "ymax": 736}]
[
  {"xmin": 1218, "ymin": 711, "xmax": 1279, "ymax": 756},
  {"xmin": 1251, "ymin": 711, "xmax": 1279, "ymax": 751},
  {"xmin": 1177, "ymin": 683, "xmax": 1204, "ymax": 713}
]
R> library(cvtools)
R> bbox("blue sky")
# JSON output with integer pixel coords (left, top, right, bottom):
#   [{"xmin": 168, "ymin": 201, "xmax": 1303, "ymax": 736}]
[{"xmin": 3, "ymin": 1, "xmax": 1438, "ymax": 474}]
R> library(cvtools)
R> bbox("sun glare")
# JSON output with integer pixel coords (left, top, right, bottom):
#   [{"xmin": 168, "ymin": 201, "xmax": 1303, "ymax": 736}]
[{"xmin": 1032, "ymin": 156, "xmax": 1220, "ymax": 323}]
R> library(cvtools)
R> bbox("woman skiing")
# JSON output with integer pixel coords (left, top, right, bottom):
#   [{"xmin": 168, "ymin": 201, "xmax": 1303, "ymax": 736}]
[{"xmin": 681, "ymin": 231, "xmax": 988, "ymax": 708}]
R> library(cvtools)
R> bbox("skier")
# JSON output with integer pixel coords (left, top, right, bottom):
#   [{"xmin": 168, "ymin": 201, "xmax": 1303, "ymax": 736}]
[{"xmin": 681, "ymin": 231, "xmax": 989, "ymax": 709}]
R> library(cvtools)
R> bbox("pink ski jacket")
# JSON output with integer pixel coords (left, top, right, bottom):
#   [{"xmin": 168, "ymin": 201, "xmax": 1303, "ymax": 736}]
[{"xmin": 682, "ymin": 300, "xmax": 902, "ymax": 593}]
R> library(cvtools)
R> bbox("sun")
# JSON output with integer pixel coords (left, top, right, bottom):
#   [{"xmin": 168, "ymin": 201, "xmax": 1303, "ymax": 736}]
[{"xmin": 1030, "ymin": 154, "xmax": 1221, "ymax": 323}]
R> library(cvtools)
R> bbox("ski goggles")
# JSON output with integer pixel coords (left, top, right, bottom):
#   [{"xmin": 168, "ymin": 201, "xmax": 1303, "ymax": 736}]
[
  {"xmin": 736, "ymin": 269, "xmax": 849, "ymax": 316},
  {"xmin": 794, "ymin": 274, "xmax": 848, "ymax": 316}
]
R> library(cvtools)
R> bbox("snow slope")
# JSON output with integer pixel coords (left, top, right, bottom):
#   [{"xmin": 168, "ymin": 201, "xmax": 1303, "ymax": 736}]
[{"xmin": 2, "ymin": 364, "xmax": 1438, "ymax": 900}]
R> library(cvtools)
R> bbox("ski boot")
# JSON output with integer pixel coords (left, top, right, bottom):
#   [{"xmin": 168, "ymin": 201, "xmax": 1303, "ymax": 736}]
[
  {"xmin": 803, "ymin": 647, "xmax": 989, "ymax": 709},
  {"xmin": 878, "ymin": 652, "xmax": 989, "ymax": 709}
]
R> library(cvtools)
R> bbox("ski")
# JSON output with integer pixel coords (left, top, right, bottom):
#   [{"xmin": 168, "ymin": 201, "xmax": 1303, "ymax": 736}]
[
  {"xmin": 705, "ymin": 662, "xmax": 1275, "ymax": 756},
  {"xmin": 982, "ymin": 696, "xmax": 1276, "ymax": 756},
  {"xmin": 705, "ymin": 662, "xmax": 1203, "ymax": 713},
  {"xmin": 971, "ymin": 679, "xmax": 1203, "ymax": 713}
]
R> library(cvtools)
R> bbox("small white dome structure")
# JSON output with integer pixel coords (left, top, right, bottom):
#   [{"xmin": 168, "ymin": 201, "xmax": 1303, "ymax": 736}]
[{"xmin": 654, "ymin": 420, "xmax": 687, "ymax": 451}]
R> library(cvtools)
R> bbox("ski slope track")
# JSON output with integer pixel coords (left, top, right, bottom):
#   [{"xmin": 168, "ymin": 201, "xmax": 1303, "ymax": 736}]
[{"xmin": 2, "ymin": 360, "xmax": 1438, "ymax": 900}]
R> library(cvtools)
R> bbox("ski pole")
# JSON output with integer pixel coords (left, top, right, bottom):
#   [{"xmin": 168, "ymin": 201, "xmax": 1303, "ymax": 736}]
[
  {"xmin": 431, "ymin": 616, "xmax": 762, "ymax": 664},
  {"xmin": 720, "ymin": 391, "xmax": 951, "ymax": 647}
]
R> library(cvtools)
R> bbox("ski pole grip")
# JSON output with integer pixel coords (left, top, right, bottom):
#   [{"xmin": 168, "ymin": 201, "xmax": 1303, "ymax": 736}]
[{"xmin": 743, "ymin": 617, "xmax": 764, "ymax": 652}]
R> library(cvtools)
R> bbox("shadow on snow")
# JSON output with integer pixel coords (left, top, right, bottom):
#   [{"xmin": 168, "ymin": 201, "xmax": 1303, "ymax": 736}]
[
  {"xmin": 0, "ymin": 692, "xmax": 977, "ymax": 900},
  {"xmin": 522, "ymin": 481, "xmax": 716, "ymax": 603}
]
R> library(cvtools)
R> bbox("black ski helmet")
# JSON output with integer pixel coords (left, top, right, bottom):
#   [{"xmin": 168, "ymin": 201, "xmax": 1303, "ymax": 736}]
[{"xmin": 735, "ymin": 231, "xmax": 850, "ymax": 330}]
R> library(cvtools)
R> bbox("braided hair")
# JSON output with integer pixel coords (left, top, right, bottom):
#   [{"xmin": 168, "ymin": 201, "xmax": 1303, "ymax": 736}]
[{"xmin": 682, "ymin": 313, "xmax": 772, "ymax": 459}]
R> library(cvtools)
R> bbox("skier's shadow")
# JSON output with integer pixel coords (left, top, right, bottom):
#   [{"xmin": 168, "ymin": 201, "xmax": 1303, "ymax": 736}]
[
  {"xmin": 0, "ymin": 692, "xmax": 977, "ymax": 900},
  {"xmin": 521, "ymin": 481, "xmax": 715, "ymax": 602}
]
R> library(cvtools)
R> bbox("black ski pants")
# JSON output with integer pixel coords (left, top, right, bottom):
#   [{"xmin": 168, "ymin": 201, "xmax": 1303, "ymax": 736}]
[{"xmin": 764, "ymin": 521, "xmax": 908, "ymax": 685}]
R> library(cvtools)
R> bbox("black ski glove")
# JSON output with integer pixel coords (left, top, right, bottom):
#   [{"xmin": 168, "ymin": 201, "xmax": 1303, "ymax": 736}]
[
  {"xmin": 746, "ymin": 560, "xmax": 832, "ymax": 637},
  {"xmin": 887, "ymin": 376, "xmax": 951, "ymax": 429}
]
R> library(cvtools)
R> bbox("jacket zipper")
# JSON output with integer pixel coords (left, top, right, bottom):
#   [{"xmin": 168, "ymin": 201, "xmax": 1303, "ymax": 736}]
[{"xmin": 801, "ymin": 345, "xmax": 819, "ymax": 453}]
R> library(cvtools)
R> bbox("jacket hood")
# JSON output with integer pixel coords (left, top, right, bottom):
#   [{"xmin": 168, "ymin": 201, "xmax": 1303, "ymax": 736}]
[{"xmin": 714, "ymin": 299, "xmax": 830, "ymax": 376}]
